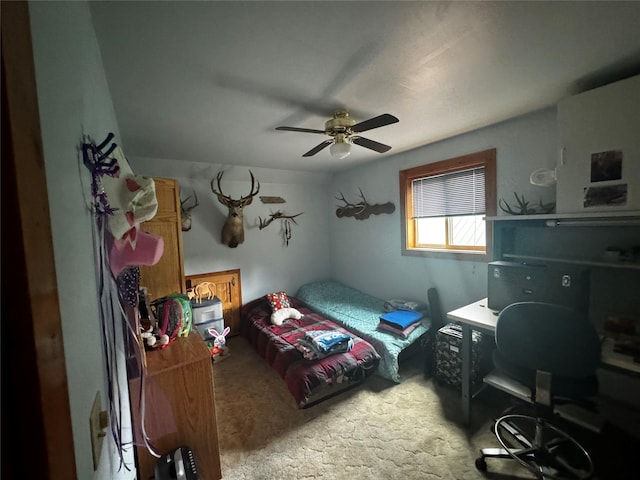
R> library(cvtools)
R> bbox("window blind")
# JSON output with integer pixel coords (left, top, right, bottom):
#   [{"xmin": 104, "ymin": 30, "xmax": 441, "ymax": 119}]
[{"xmin": 412, "ymin": 167, "xmax": 485, "ymax": 218}]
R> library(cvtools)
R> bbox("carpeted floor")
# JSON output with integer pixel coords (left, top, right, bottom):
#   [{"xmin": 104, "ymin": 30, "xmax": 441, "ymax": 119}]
[{"xmin": 211, "ymin": 336, "xmax": 638, "ymax": 480}]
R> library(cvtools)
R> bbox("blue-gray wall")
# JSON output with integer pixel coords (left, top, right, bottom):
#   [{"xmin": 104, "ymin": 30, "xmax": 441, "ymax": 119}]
[
  {"xmin": 27, "ymin": 1, "xmax": 638, "ymax": 478},
  {"xmin": 329, "ymin": 109, "xmax": 558, "ymax": 312},
  {"xmin": 129, "ymin": 160, "xmax": 333, "ymax": 302},
  {"xmin": 135, "ymin": 108, "xmax": 559, "ymax": 312},
  {"xmin": 29, "ymin": 1, "xmax": 135, "ymax": 479}
]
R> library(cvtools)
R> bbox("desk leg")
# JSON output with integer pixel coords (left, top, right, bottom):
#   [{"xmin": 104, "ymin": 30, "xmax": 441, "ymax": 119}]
[{"xmin": 461, "ymin": 323, "xmax": 472, "ymax": 426}]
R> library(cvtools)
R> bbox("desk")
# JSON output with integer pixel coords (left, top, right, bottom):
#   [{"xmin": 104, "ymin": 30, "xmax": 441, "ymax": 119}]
[
  {"xmin": 446, "ymin": 298, "xmax": 497, "ymax": 426},
  {"xmin": 447, "ymin": 298, "xmax": 498, "ymax": 425},
  {"xmin": 600, "ymin": 336, "xmax": 640, "ymax": 374},
  {"xmin": 447, "ymin": 298, "xmax": 640, "ymax": 426}
]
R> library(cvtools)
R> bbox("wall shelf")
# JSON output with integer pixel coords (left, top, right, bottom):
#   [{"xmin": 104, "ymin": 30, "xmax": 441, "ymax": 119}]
[
  {"xmin": 503, "ymin": 253, "xmax": 640, "ymax": 271},
  {"xmin": 486, "ymin": 210, "xmax": 640, "ymax": 223},
  {"xmin": 490, "ymin": 212, "xmax": 640, "ymax": 334},
  {"xmin": 490, "ymin": 212, "xmax": 640, "ymax": 268}
]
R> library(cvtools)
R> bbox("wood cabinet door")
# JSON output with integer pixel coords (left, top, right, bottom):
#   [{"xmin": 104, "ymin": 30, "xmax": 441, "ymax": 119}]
[
  {"xmin": 130, "ymin": 334, "xmax": 222, "ymax": 480},
  {"xmin": 556, "ymin": 75, "xmax": 640, "ymax": 214},
  {"xmin": 186, "ymin": 269, "xmax": 242, "ymax": 336},
  {"xmin": 139, "ymin": 178, "xmax": 185, "ymax": 300}
]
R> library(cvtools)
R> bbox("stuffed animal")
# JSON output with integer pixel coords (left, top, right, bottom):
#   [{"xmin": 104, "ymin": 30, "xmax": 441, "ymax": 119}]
[
  {"xmin": 139, "ymin": 286, "xmax": 170, "ymax": 349},
  {"xmin": 140, "ymin": 324, "xmax": 169, "ymax": 349},
  {"xmin": 209, "ymin": 326, "xmax": 230, "ymax": 347},
  {"xmin": 271, "ymin": 307, "xmax": 302, "ymax": 326},
  {"xmin": 208, "ymin": 326, "xmax": 230, "ymax": 362}
]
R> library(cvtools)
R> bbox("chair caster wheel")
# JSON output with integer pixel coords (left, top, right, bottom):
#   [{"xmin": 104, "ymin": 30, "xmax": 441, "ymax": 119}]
[{"xmin": 475, "ymin": 457, "xmax": 487, "ymax": 472}]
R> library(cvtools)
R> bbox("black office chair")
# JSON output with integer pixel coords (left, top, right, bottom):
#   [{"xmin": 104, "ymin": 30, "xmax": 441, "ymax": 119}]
[
  {"xmin": 475, "ymin": 302, "xmax": 601, "ymax": 479},
  {"xmin": 423, "ymin": 287, "xmax": 445, "ymax": 376}
]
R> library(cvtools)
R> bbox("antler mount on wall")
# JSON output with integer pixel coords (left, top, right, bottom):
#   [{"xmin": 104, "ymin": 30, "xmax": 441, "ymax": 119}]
[
  {"xmin": 180, "ymin": 189, "xmax": 199, "ymax": 231},
  {"xmin": 336, "ymin": 188, "xmax": 395, "ymax": 220},
  {"xmin": 259, "ymin": 211, "xmax": 304, "ymax": 246},
  {"xmin": 211, "ymin": 170, "xmax": 260, "ymax": 248}
]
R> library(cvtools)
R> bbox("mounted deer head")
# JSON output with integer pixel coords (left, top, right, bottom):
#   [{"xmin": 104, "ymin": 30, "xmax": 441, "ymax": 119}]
[
  {"xmin": 180, "ymin": 190, "xmax": 199, "ymax": 231},
  {"xmin": 211, "ymin": 170, "xmax": 260, "ymax": 248}
]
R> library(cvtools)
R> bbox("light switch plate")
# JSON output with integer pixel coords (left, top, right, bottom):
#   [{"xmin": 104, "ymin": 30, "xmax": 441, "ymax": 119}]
[{"xmin": 90, "ymin": 391, "xmax": 108, "ymax": 470}]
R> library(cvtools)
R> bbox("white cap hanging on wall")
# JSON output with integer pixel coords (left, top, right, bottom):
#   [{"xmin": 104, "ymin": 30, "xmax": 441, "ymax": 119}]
[
  {"xmin": 100, "ymin": 146, "xmax": 159, "ymax": 239},
  {"xmin": 530, "ymin": 149, "xmax": 564, "ymax": 187},
  {"xmin": 530, "ymin": 167, "xmax": 557, "ymax": 186}
]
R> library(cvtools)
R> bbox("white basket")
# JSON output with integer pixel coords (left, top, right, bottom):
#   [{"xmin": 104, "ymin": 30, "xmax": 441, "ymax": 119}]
[{"xmin": 192, "ymin": 296, "xmax": 223, "ymax": 324}]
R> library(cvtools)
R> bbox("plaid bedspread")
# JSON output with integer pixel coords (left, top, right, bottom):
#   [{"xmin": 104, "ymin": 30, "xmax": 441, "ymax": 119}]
[{"xmin": 240, "ymin": 296, "xmax": 380, "ymax": 408}]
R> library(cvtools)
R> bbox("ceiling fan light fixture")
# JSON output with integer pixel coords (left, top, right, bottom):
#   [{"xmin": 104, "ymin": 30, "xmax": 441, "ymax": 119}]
[
  {"xmin": 276, "ymin": 111, "xmax": 397, "ymax": 157},
  {"xmin": 330, "ymin": 141, "xmax": 351, "ymax": 159}
]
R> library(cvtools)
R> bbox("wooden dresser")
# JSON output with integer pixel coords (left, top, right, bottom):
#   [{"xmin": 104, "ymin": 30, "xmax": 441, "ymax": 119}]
[
  {"xmin": 130, "ymin": 176, "xmax": 221, "ymax": 480},
  {"xmin": 129, "ymin": 333, "xmax": 222, "ymax": 480}
]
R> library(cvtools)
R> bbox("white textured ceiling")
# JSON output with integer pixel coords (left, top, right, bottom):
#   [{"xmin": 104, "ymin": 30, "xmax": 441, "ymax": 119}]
[{"xmin": 89, "ymin": 1, "xmax": 640, "ymax": 173}]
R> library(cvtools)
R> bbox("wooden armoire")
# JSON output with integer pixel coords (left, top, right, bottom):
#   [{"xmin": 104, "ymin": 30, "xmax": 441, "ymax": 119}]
[
  {"xmin": 130, "ymin": 177, "xmax": 222, "ymax": 480},
  {"xmin": 138, "ymin": 177, "xmax": 186, "ymax": 300}
]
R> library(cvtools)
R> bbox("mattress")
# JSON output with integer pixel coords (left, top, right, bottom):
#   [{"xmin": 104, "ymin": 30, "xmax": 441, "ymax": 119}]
[
  {"xmin": 296, "ymin": 280, "xmax": 431, "ymax": 383},
  {"xmin": 240, "ymin": 296, "xmax": 380, "ymax": 408}
]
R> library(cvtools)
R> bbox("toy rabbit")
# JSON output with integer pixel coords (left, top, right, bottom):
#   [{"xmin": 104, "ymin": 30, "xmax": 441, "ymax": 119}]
[
  {"xmin": 207, "ymin": 326, "xmax": 230, "ymax": 362},
  {"xmin": 209, "ymin": 326, "xmax": 230, "ymax": 348}
]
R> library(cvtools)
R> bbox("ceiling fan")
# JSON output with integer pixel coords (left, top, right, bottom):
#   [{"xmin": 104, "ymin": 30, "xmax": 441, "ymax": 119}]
[{"xmin": 275, "ymin": 111, "xmax": 399, "ymax": 159}]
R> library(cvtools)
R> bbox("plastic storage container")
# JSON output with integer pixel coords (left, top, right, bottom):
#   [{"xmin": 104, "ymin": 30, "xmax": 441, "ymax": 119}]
[{"xmin": 191, "ymin": 297, "xmax": 224, "ymax": 340}]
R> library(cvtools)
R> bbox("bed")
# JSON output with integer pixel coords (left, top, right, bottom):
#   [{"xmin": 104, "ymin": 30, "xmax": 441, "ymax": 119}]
[
  {"xmin": 240, "ymin": 295, "xmax": 380, "ymax": 408},
  {"xmin": 296, "ymin": 280, "xmax": 437, "ymax": 383}
]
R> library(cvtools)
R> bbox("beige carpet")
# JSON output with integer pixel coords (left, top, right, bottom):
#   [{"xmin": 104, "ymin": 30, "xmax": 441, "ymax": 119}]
[{"xmin": 211, "ymin": 336, "xmax": 532, "ymax": 480}]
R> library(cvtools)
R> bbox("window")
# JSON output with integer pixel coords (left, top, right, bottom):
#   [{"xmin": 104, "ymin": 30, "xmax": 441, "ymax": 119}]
[{"xmin": 399, "ymin": 149, "xmax": 496, "ymax": 260}]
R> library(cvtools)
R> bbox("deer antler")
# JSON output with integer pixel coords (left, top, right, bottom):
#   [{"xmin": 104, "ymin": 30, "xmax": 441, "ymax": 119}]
[
  {"xmin": 335, "ymin": 192, "xmax": 349, "ymax": 204},
  {"xmin": 239, "ymin": 171, "xmax": 260, "ymax": 206},
  {"xmin": 336, "ymin": 189, "xmax": 396, "ymax": 220},
  {"xmin": 211, "ymin": 171, "xmax": 260, "ymax": 206},
  {"xmin": 499, "ymin": 192, "xmax": 555, "ymax": 215},
  {"xmin": 258, "ymin": 211, "xmax": 304, "ymax": 230},
  {"xmin": 356, "ymin": 187, "xmax": 368, "ymax": 205},
  {"xmin": 259, "ymin": 211, "xmax": 304, "ymax": 246},
  {"xmin": 211, "ymin": 171, "xmax": 232, "ymax": 204},
  {"xmin": 181, "ymin": 190, "xmax": 199, "ymax": 212},
  {"xmin": 335, "ymin": 191, "xmax": 366, "ymax": 214},
  {"xmin": 498, "ymin": 192, "xmax": 530, "ymax": 215}
]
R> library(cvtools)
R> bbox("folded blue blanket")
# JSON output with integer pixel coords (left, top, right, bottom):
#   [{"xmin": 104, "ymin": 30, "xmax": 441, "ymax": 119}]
[
  {"xmin": 296, "ymin": 329, "xmax": 354, "ymax": 360},
  {"xmin": 379, "ymin": 310, "xmax": 423, "ymax": 330},
  {"xmin": 304, "ymin": 330, "xmax": 352, "ymax": 352}
]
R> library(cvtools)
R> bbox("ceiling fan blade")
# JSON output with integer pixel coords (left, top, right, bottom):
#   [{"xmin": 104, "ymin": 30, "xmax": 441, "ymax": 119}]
[
  {"xmin": 276, "ymin": 126, "xmax": 326, "ymax": 134},
  {"xmin": 351, "ymin": 113, "xmax": 399, "ymax": 133},
  {"xmin": 352, "ymin": 136, "xmax": 392, "ymax": 153},
  {"xmin": 302, "ymin": 139, "xmax": 333, "ymax": 157}
]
